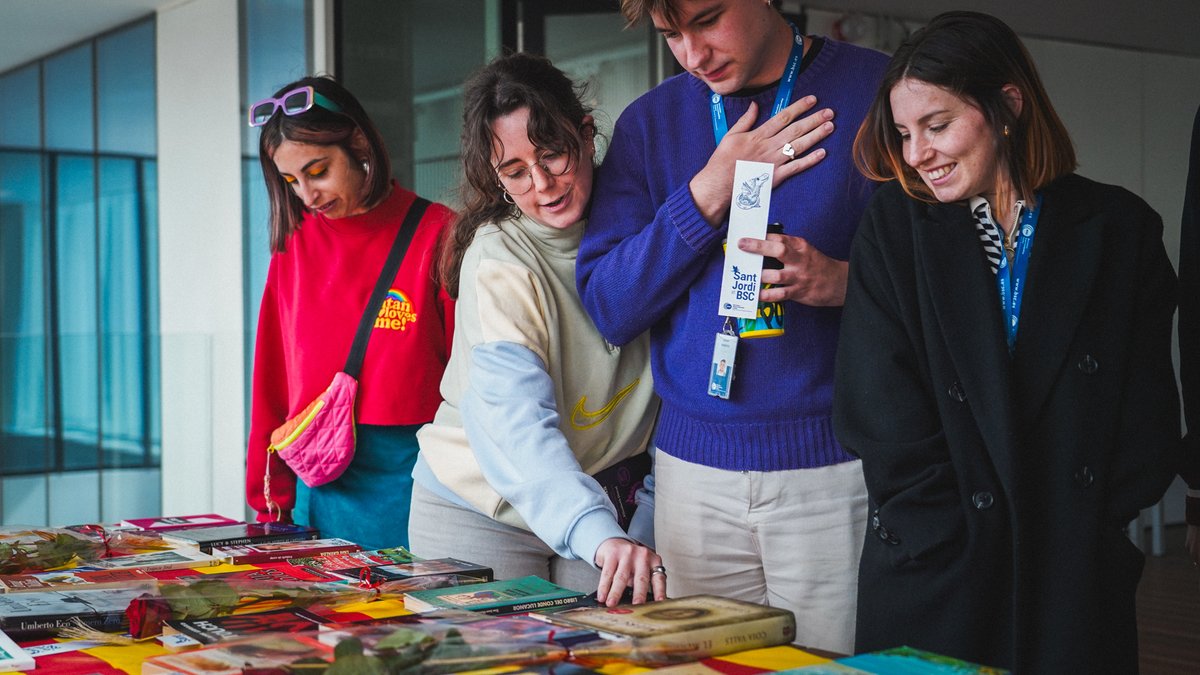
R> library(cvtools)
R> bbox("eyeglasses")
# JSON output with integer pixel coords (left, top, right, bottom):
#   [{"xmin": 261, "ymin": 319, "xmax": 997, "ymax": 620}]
[
  {"xmin": 248, "ymin": 86, "xmax": 343, "ymax": 127},
  {"xmin": 495, "ymin": 151, "xmax": 575, "ymax": 196}
]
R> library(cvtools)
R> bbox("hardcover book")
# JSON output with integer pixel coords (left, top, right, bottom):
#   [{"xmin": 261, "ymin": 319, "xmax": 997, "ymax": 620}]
[
  {"xmin": 161, "ymin": 522, "xmax": 319, "ymax": 553},
  {"xmin": 0, "ymin": 587, "xmax": 146, "ymax": 639},
  {"xmin": 163, "ymin": 607, "xmax": 329, "ymax": 644},
  {"xmin": 331, "ymin": 557, "xmax": 493, "ymax": 585},
  {"xmin": 0, "ymin": 628, "xmax": 34, "ymax": 671},
  {"xmin": 540, "ymin": 594, "xmax": 796, "ymax": 663},
  {"xmin": 141, "ymin": 633, "xmax": 333, "ymax": 674},
  {"xmin": 118, "ymin": 514, "xmax": 242, "ymax": 531},
  {"xmin": 287, "ymin": 546, "xmax": 420, "ymax": 571},
  {"xmin": 209, "ymin": 537, "xmax": 361, "ymax": 564},
  {"xmin": 0, "ymin": 568, "xmax": 158, "ymax": 593},
  {"xmin": 404, "ymin": 575, "xmax": 589, "ymax": 616},
  {"xmin": 77, "ymin": 547, "xmax": 220, "ymax": 572}
]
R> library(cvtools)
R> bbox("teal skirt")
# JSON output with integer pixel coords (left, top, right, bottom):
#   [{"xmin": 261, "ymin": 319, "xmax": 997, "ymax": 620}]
[{"xmin": 293, "ymin": 423, "xmax": 420, "ymax": 551}]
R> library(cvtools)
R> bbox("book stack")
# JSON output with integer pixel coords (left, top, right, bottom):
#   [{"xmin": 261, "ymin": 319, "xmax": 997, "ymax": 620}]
[
  {"xmin": 162, "ymin": 522, "xmax": 320, "ymax": 554},
  {"xmin": 0, "ymin": 568, "xmax": 158, "ymax": 594},
  {"xmin": 0, "ymin": 587, "xmax": 147, "ymax": 639},
  {"xmin": 209, "ymin": 537, "xmax": 361, "ymax": 564}
]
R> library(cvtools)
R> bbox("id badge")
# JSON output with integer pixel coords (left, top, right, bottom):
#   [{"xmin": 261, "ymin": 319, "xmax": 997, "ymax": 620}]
[{"xmin": 708, "ymin": 330, "xmax": 738, "ymax": 399}]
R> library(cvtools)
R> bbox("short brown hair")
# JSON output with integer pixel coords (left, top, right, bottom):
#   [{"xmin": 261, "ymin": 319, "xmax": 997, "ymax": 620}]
[{"xmin": 853, "ymin": 11, "xmax": 1076, "ymax": 204}]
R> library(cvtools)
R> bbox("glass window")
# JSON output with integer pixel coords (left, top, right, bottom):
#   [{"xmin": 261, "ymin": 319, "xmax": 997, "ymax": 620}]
[
  {"xmin": 98, "ymin": 22, "xmax": 157, "ymax": 156},
  {"xmin": 44, "ymin": 45, "xmax": 95, "ymax": 152},
  {"xmin": 0, "ymin": 66, "xmax": 41, "ymax": 149},
  {"xmin": 0, "ymin": 152, "xmax": 51, "ymax": 474}
]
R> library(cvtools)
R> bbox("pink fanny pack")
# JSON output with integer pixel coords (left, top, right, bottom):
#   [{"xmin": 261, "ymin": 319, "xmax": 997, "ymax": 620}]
[{"xmin": 262, "ymin": 199, "xmax": 429, "ymax": 515}]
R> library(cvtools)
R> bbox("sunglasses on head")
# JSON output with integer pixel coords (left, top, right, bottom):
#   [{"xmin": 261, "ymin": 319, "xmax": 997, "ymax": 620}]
[{"xmin": 247, "ymin": 86, "xmax": 343, "ymax": 127}]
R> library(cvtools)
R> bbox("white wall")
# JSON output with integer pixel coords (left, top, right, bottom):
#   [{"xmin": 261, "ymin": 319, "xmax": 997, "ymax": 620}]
[{"xmin": 156, "ymin": 0, "xmax": 246, "ymax": 520}]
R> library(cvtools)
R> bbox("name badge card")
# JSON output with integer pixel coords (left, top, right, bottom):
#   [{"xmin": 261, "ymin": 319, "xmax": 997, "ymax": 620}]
[{"xmin": 717, "ymin": 160, "xmax": 774, "ymax": 319}]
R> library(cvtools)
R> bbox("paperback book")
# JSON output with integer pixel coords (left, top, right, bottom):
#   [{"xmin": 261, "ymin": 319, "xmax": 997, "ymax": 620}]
[
  {"xmin": 539, "ymin": 594, "xmax": 796, "ymax": 664},
  {"xmin": 0, "ymin": 568, "xmax": 157, "ymax": 594},
  {"xmin": 331, "ymin": 557, "xmax": 493, "ymax": 585},
  {"xmin": 77, "ymin": 547, "xmax": 220, "ymax": 573},
  {"xmin": 287, "ymin": 546, "xmax": 420, "ymax": 571},
  {"xmin": 118, "ymin": 514, "xmax": 242, "ymax": 531},
  {"xmin": 163, "ymin": 607, "xmax": 329, "ymax": 645},
  {"xmin": 404, "ymin": 575, "xmax": 589, "ymax": 616},
  {"xmin": 0, "ymin": 628, "xmax": 34, "ymax": 671},
  {"xmin": 162, "ymin": 522, "xmax": 319, "ymax": 553},
  {"xmin": 0, "ymin": 587, "xmax": 146, "ymax": 639},
  {"xmin": 783, "ymin": 645, "xmax": 1010, "ymax": 674},
  {"xmin": 141, "ymin": 633, "xmax": 333, "ymax": 674},
  {"xmin": 178, "ymin": 562, "xmax": 345, "ymax": 584},
  {"xmin": 209, "ymin": 537, "xmax": 360, "ymax": 564}
]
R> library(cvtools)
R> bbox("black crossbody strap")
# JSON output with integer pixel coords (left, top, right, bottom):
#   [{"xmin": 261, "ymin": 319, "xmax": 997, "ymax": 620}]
[{"xmin": 342, "ymin": 197, "xmax": 431, "ymax": 378}]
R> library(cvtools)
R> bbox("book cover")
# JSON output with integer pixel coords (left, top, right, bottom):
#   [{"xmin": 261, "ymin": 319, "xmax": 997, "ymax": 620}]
[
  {"xmin": 333, "ymin": 557, "xmax": 493, "ymax": 585},
  {"xmin": 141, "ymin": 633, "xmax": 333, "ymax": 674},
  {"xmin": 405, "ymin": 575, "xmax": 588, "ymax": 615},
  {"xmin": 316, "ymin": 621, "xmax": 570, "ymax": 672},
  {"xmin": 0, "ymin": 627, "xmax": 34, "ymax": 671},
  {"xmin": 179, "ymin": 562, "xmax": 345, "ymax": 584},
  {"xmin": 119, "ymin": 514, "xmax": 242, "ymax": 531},
  {"xmin": 287, "ymin": 546, "xmax": 420, "ymax": 571},
  {"xmin": 78, "ymin": 547, "xmax": 220, "ymax": 572},
  {"xmin": 162, "ymin": 522, "xmax": 319, "ymax": 553},
  {"xmin": 541, "ymin": 594, "xmax": 796, "ymax": 663},
  {"xmin": 209, "ymin": 537, "xmax": 361, "ymax": 564},
  {"xmin": 0, "ymin": 587, "xmax": 145, "ymax": 639},
  {"xmin": 0, "ymin": 568, "xmax": 158, "ymax": 593},
  {"xmin": 164, "ymin": 607, "xmax": 329, "ymax": 645},
  {"xmin": 786, "ymin": 645, "xmax": 1010, "ymax": 674}
]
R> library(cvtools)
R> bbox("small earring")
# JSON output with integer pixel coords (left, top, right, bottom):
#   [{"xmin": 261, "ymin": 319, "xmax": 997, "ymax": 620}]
[
  {"xmin": 1002, "ymin": 125, "xmax": 1010, "ymax": 138},
  {"xmin": 361, "ymin": 161, "xmax": 369, "ymax": 172}
]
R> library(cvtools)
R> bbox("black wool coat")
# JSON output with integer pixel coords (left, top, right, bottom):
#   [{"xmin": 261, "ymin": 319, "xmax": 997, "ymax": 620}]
[{"xmin": 833, "ymin": 175, "xmax": 1179, "ymax": 673}]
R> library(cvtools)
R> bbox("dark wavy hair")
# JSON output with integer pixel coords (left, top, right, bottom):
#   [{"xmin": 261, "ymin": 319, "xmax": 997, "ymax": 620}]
[
  {"xmin": 438, "ymin": 52, "xmax": 594, "ymax": 298},
  {"xmin": 853, "ymin": 11, "xmax": 1076, "ymax": 204},
  {"xmin": 254, "ymin": 75, "xmax": 392, "ymax": 253}
]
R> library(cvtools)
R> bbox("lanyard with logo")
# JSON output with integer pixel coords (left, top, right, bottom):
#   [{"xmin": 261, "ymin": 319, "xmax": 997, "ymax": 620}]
[
  {"xmin": 996, "ymin": 195, "xmax": 1041, "ymax": 352},
  {"xmin": 707, "ymin": 24, "xmax": 804, "ymax": 400},
  {"xmin": 708, "ymin": 22, "xmax": 804, "ymax": 144}
]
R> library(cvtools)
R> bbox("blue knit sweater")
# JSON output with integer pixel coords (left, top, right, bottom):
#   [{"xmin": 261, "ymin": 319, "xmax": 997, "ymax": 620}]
[{"xmin": 577, "ymin": 38, "xmax": 887, "ymax": 472}]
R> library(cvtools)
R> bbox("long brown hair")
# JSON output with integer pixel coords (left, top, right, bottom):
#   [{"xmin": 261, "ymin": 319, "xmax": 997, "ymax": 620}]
[
  {"xmin": 254, "ymin": 75, "xmax": 392, "ymax": 253},
  {"xmin": 853, "ymin": 11, "xmax": 1076, "ymax": 204},
  {"xmin": 438, "ymin": 52, "xmax": 593, "ymax": 299}
]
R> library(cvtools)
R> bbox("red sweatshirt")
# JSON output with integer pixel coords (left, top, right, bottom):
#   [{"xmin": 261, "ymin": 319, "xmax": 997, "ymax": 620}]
[{"xmin": 246, "ymin": 184, "xmax": 455, "ymax": 521}]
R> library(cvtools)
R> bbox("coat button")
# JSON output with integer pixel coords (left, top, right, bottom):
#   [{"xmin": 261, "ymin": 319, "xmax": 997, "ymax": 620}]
[
  {"xmin": 1077, "ymin": 354, "xmax": 1099, "ymax": 375},
  {"xmin": 972, "ymin": 491, "xmax": 994, "ymax": 510},
  {"xmin": 948, "ymin": 381, "xmax": 967, "ymax": 402},
  {"xmin": 1074, "ymin": 466, "xmax": 1095, "ymax": 488},
  {"xmin": 871, "ymin": 513, "xmax": 881, "ymax": 532}
]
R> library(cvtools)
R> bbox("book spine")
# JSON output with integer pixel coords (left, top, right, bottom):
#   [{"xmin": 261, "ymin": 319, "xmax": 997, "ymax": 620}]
[
  {"xmin": 636, "ymin": 614, "xmax": 796, "ymax": 659},
  {"xmin": 189, "ymin": 532, "xmax": 317, "ymax": 553},
  {"xmin": 493, "ymin": 594, "xmax": 589, "ymax": 615},
  {"xmin": 0, "ymin": 611, "xmax": 127, "ymax": 640}
]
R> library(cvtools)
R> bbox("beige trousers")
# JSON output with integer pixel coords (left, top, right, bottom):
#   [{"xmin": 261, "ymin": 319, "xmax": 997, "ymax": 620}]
[{"xmin": 654, "ymin": 450, "xmax": 867, "ymax": 654}]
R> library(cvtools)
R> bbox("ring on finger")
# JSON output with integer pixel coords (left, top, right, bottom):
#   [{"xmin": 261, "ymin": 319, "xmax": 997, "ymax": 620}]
[
  {"xmin": 780, "ymin": 142, "xmax": 796, "ymax": 158},
  {"xmin": 651, "ymin": 565, "xmax": 667, "ymax": 577}
]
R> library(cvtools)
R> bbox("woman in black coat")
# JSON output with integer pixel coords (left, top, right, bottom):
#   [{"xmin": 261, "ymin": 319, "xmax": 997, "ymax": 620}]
[{"xmin": 834, "ymin": 11, "xmax": 1178, "ymax": 673}]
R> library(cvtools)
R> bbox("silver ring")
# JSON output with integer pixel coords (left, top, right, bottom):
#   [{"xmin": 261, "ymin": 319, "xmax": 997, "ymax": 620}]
[
  {"xmin": 781, "ymin": 142, "xmax": 796, "ymax": 158},
  {"xmin": 651, "ymin": 565, "xmax": 667, "ymax": 576}
]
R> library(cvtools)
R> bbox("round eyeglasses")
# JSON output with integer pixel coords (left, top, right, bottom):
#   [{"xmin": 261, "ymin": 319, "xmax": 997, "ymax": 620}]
[{"xmin": 495, "ymin": 151, "xmax": 575, "ymax": 196}]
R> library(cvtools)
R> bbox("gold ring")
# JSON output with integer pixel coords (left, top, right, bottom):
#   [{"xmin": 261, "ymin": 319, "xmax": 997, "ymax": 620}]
[{"xmin": 781, "ymin": 142, "xmax": 796, "ymax": 158}]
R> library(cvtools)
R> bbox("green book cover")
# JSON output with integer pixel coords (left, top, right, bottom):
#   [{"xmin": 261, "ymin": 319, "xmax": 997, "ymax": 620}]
[{"xmin": 404, "ymin": 575, "xmax": 587, "ymax": 615}]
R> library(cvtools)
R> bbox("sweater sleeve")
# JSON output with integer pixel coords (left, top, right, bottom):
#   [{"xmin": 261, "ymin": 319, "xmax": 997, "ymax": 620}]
[
  {"xmin": 462, "ymin": 341, "xmax": 629, "ymax": 565},
  {"xmin": 1179, "ymin": 105, "xmax": 1200, "ymax": 498},
  {"xmin": 245, "ymin": 267, "xmax": 296, "ymax": 522},
  {"xmin": 577, "ymin": 113, "xmax": 726, "ymax": 346}
]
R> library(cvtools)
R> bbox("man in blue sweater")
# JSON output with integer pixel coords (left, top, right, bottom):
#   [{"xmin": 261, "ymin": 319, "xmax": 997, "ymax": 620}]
[{"xmin": 577, "ymin": 0, "xmax": 887, "ymax": 653}]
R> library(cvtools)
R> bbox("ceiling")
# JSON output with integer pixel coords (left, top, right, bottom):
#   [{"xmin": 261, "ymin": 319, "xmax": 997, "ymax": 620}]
[{"xmin": 1, "ymin": 0, "xmax": 1199, "ymax": 76}]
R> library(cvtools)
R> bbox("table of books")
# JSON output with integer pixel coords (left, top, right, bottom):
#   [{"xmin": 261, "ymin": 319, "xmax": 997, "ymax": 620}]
[{"xmin": 0, "ymin": 520, "xmax": 1006, "ymax": 674}]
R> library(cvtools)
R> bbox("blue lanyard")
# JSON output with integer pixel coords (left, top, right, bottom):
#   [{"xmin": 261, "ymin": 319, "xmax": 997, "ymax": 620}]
[
  {"xmin": 996, "ymin": 195, "xmax": 1041, "ymax": 352},
  {"xmin": 710, "ymin": 23, "xmax": 805, "ymax": 144}
]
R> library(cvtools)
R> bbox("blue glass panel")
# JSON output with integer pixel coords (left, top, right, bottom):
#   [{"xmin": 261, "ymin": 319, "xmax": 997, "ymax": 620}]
[
  {"xmin": 54, "ymin": 154, "xmax": 100, "ymax": 470},
  {"xmin": 142, "ymin": 159, "xmax": 161, "ymax": 465},
  {"xmin": 0, "ymin": 152, "xmax": 51, "ymax": 474},
  {"xmin": 45, "ymin": 45, "xmax": 95, "ymax": 152},
  {"xmin": 0, "ymin": 66, "xmax": 41, "ymax": 149},
  {"xmin": 97, "ymin": 21, "xmax": 156, "ymax": 156},
  {"xmin": 243, "ymin": 0, "xmax": 307, "ymax": 156}
]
